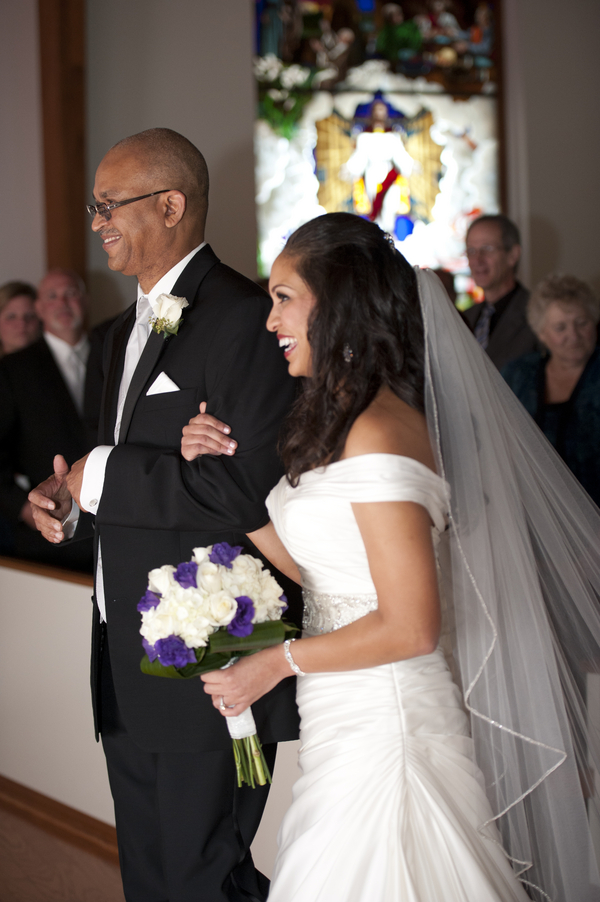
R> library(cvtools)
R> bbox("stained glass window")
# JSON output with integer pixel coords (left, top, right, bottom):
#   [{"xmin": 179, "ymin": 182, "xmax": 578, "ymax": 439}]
[{"xmin": 254, "ymin": 0, "xmax": 501, "ymax": 307}]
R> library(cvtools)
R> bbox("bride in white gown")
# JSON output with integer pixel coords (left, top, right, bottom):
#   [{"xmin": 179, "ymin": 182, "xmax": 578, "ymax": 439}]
[{"xmin": 186, "ymin": 213, "xmax": 600, "ymax": 902}]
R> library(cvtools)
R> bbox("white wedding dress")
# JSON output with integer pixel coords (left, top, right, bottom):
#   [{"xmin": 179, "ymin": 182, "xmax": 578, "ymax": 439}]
[{"xmin": 265, "ymin": 453, "xmax": 528, "ymax": 902}]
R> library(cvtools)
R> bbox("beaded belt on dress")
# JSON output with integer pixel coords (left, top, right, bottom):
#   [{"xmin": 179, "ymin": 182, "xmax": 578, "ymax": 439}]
[{"xmin": 302, "ymin": 588, "xmax": 378, "ymax": 636}]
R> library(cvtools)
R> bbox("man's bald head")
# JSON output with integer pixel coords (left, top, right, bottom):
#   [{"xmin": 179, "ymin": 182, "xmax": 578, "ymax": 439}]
[{"xmin": 109, "ymin": 128, "xmax": 209, "ymax": 231}]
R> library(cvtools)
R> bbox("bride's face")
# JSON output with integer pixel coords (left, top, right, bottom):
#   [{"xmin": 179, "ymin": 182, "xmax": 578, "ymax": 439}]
[{"xmin": 267, "ymin": 254, "xmax": 316, "ymax": 377}]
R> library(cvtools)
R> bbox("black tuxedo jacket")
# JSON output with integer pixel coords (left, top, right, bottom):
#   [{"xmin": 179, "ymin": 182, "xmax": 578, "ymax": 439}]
[
  {"xmin": 87, "ymin": 245, "xmax": 300, "ymax": 752},
  {"xmin": 462, "ymin": 283, "xmax": 538, "ymax": 371}
]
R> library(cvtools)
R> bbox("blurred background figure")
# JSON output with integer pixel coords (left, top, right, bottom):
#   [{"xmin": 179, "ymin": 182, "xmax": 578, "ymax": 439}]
[
  {"xmin": 503, "ymin": 274, "xmax": 600, "ymax": 506},
  {"xmin": 0, "ymin": 281, "xmax": 40, "ymax": 356},
  {"xmin": 0, "ymin": 281, "xmax": 41, "ymax": 553},
  {"xmin": 462, "ymin": 213, "xmax": 538, "ymax": 369},
  {"xmin": 0, "ymin": 269, "xmax": 94, "ymax": 571}
]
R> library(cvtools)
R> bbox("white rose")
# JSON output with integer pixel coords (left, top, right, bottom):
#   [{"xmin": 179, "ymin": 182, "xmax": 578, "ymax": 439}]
[
  {"xmin": 197, "ymin": 562, "xmax": 223, "ymax": 594},
  {"xmin": 151, "ymin": 293, "xmax": 188, "ymax": 326},
  {"xmin": 148, "ymin": 565, "xmax": 176, "ymax": 598},
  {"xmin": 206, "ymin": 590, "xmax": 238, "ymax": 627},
  {"xmin": 192, "ymin": 547, "xmax": 210, "ymax": 566}
]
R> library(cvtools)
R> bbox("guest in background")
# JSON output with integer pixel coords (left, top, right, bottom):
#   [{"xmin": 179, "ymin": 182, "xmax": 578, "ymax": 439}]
[
  {"xmin": 503, "ymin": 274, "xmax": 600, "ymax": 506},
  {"xmin": 0, "ymin": 281, "xmax": 41, "ymax": 553},
  {"xmin": 0, "ymin": 281, "xmax": 40, "ymax": 356},
  {"xmin": 462, "ymin": 214, "xmax": 538, "ymax": 369},
  {"xmin": 0, "ymin": 269, "xmax": 93, "ymax": 571}
]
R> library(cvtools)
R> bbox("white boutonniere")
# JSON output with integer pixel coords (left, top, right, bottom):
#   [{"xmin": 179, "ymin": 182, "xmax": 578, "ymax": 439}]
[{"xmin": 149, "ymin": 293, "xmax": 189, "ymax": 338}]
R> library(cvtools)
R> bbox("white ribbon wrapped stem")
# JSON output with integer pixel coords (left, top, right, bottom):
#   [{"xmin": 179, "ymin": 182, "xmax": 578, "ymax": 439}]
[{"xmin": 226, "ymin": 706, "xmax": 258, "ymax": 740}]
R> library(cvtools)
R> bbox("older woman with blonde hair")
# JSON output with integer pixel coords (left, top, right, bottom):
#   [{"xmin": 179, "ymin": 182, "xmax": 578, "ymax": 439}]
[
  {"xmin": 0, "ymin": 281, "xmax": 40, "ymax": 356},
  {"xmin": 503, "ymin": 272, "xmax": 600, "ymax": 504}
]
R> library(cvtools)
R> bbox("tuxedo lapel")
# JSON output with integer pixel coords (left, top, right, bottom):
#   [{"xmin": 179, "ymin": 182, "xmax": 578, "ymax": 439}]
[
  {"xmin": 99, "ymin": 308, "xmax": 135, "ymax": 444},
  {"xmin": 118, "ymin": 329, "xmax": 165, "ymax": 443},
  {"xmin": 109, "ymin": 246, "xmax": 221, "ymax": 445}
]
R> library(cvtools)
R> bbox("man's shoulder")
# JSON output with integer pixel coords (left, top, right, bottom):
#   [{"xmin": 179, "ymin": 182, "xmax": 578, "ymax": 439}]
[
  {"xmin": 462, "ymin": 303, "xmax": 480, "ymax": 328},
  {"xmin": 0, "ymin": 337, "xmax": 50, "ymax": 375},
  {"xmin": 508, "ymin": 282, "xmax": 529, "ymax": 305},
  {"xmin": 175, "ymin": 245, "xmax": 269, "ymax": 313},
  {"xmin": 203, "ymin": 260, "xmax": 269, "ymax": 302}
]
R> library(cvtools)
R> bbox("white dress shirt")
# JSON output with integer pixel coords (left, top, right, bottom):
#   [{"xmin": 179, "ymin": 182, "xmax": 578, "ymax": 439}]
[
  {"xmin": 44, "ymin": 331, "xmax": 90, "ymax": 415},
  {"xmin": 72, "ymin": 242, "xmax": 205, "ymax": 621}
]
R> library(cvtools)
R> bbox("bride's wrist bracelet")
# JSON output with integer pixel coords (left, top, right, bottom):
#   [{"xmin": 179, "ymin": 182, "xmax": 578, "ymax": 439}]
[{"xmin": 283, "ymin": 638, "xmax": 306, "ymax": 677}]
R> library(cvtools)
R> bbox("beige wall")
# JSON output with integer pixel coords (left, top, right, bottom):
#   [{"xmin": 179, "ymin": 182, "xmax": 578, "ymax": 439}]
[
  {"xmin": 0, "ymin": 0, "xmax": 46, "ymax": 289},
  {"xmin": 504, "ymin": 0, "xmax": 600, "ymax": 294}
]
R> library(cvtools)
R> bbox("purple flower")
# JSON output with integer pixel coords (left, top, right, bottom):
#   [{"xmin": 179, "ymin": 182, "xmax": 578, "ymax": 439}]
[
  {"xmin": 142, "ymin": 638, "xmax": 158, "ymax": 661},
  {"xmin": 228, "ymin": 596, "xmax": 255, "ymax": 638},
  {"xmin": 209, "ymin": 542, "xmax": 243, "ymax": 569},
  {"xmin": 174, "ymin": 561, "xmax": 198, "ymax": 589},
  {"xmin": 155, "ymin": 635, "xmax": 197, "ymax": 668},
  {"xmin": 279, "ymin": 594, "xmax": 288, "ymax": 612},
  {"xmin": 137, "ymin": 590, "xmax": 161, "ymax": 612}
]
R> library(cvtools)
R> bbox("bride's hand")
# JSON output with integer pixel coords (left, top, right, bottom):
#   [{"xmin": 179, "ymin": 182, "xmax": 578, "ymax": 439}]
[
  {"xmin": 181, "ymin": 402, "xmax": 237, "ymax": 460},
  {"xmin": 201, "ymin": 645, "xmax": 290, "ymax": 716}
]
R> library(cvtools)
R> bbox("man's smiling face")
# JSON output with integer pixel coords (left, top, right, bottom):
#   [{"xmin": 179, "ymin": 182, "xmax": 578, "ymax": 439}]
[{"xmin": 91, "ymin": 149, "xmax": 170, "ymax": 284}]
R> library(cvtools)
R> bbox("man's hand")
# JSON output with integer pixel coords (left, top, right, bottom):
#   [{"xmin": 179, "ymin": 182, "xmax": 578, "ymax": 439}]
[
  {"xmin": 28, "ymin": 454, "xmax": 73, "ymax": 543},
  {"xmin": 65, "ymin": 453, "xmax": 89, "ymax": 509},
  {"xmin": 181, "ymin": 402, "xmax": 237, "ymax": 461}
]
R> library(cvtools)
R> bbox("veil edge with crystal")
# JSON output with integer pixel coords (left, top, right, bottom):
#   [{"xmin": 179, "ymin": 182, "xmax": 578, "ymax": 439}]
[{"xmin": 416, "ymin": 267, "xmax": 600, "ymax": 902}]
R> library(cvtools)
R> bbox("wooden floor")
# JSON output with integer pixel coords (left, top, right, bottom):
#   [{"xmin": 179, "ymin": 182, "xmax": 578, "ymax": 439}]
[{"xmin": 0, "ymin": 806, "xmax": 125, "ymax": 902}]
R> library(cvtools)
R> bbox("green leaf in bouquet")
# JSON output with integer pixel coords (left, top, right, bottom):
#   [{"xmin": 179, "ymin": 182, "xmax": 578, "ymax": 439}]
[
  {"xmin": 176, "ymin": 650, "xmax": 233, "ymax": 678},
  {"xmin": 209, "ymin": 620, "xmax": 298, "ymax": 654},
  {"xmin": 140, "ymin": 653, "xmax": 186, "ymax": 679}
]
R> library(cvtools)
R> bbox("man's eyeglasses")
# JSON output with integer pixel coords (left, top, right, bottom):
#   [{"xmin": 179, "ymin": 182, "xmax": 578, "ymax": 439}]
[
  {"xmin": 86, "ymin": 189, "xmax": 178, "ymax": 221},
  {"xmin": 465, "ymin": 245, "xmax": 504, "ymax": 259}
]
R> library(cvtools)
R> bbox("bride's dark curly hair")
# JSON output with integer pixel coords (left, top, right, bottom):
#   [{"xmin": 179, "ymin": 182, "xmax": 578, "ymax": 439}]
[{"xmin": 279, "ymin": 213, "xmax": 425, "ymax": 485}]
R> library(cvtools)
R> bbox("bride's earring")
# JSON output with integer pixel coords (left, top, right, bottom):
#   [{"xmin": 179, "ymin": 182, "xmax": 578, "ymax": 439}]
[{"xmin": 343, "ymin": 343, "xmax": 354, "ymax": 363}]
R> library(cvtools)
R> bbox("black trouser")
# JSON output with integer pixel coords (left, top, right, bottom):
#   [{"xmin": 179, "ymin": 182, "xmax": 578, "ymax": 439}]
[{"xmin": 100, "ymin": 645, "xmax": 275, "ymax": 902}]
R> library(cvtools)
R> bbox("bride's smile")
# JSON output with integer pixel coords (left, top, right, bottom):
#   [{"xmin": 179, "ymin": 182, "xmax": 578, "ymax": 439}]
[{"xmin": 267, "ymin": 254, "xmax": 315, "ymax": 377}]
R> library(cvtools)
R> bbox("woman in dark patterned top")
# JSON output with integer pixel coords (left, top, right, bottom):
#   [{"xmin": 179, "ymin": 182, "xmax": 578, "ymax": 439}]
[{"xmin": 502, "ymin": 273, "xmax": 600, "ymax": 505}]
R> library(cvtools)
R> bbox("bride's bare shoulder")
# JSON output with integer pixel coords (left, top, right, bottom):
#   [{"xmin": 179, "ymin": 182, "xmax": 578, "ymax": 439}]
[{"xmin": 342, "ymin": 388, "xmax": 437, "ymax": 473}]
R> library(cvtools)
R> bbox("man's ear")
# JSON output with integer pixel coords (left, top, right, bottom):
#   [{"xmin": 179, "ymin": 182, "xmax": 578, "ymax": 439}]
[{"xmin": 163, "ymin": 190, "xmax": 187, "ymax": 229}]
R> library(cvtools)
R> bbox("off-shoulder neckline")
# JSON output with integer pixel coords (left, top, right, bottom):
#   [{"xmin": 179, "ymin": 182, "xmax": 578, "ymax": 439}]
[{"xmin": 299, "ymin": 453, "xmax": 446, "ymax": 486}]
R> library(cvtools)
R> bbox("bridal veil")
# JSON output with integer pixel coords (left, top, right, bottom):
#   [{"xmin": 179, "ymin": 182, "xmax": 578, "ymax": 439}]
[{"xmin": 417, "ymin": 268, "xmax": 600, "ymax": 902}]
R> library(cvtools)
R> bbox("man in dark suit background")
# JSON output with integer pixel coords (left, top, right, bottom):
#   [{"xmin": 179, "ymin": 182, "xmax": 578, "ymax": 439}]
[
  {"xmin": 462, "ymin": 214, "xmax": 538, "ymax": 370},
  {"xmin": 0, "ymin": 269, "xmax": 93, "ymax": 571},
  {"xmin": 29, "ymin": 128, "xmax": 299, "ymax": 902}
]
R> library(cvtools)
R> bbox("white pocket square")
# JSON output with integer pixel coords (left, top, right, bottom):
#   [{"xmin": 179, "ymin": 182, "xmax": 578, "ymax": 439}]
[{"xmin": 146, "ymin": 372, "xmax": 180, "ymax": 395}]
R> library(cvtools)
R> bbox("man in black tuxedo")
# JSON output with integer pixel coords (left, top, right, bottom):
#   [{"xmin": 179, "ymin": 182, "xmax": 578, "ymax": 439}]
[
  {"xmin": 29, "ymin": 128, "xmax": 299, "ymax": 902},
  {"xmin": 462, "ymin": 214, "xmax": 538, "ymax": 370},
  {"xmin": 0, "ymin": 269, "xmax": 93, "ymax": 571}
]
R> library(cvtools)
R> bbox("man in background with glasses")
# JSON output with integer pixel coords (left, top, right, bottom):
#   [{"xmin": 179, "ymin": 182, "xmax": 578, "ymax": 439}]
[
  {"xmin": 462, "ymin": 213, "xmax": 538, "ymax": 370},
  {"xmin": 28, "ymin": 128, "xmax": 300, "ymax": 902}
]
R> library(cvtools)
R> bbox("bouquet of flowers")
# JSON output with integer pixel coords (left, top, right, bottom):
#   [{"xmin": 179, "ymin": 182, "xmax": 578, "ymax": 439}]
[{"xmin": 138, "ymin": 542, "xmax": 296, "ymax": 787}]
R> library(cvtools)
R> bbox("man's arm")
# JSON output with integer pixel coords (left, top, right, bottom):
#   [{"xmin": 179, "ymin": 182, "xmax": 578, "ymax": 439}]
[{"xmin": 95, "ymin": 295, "xmax": 294, "ymax": 534}]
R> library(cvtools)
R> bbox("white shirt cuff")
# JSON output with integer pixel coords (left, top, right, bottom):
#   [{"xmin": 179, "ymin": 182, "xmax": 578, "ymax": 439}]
[
  {"xmin": 80, "ymin": 445, "xmax": 114, "ymax": 514},
  {"xmin": 61, "ymin": 499, "xmax": 80, "ymax": 540}
]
